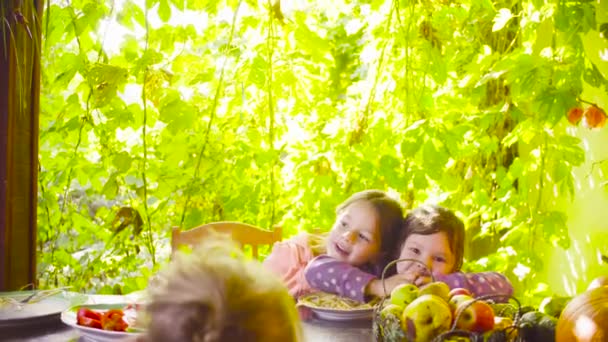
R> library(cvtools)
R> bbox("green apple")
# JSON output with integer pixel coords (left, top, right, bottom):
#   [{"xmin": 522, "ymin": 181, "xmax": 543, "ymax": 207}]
[
  {"xmin": 419, "ymin": 281, "xmax": 451, "ymax": 302},
  {"xmin": 390, "ymin": 283, "xmax": 419, "ymax": 307},
  {"xmin": 380, "ymin": 303, "xmax": 404, "ymax": 320},
  {"xmin": 401, "ymin": 294, "xmax": 452, "ymax": 342}
]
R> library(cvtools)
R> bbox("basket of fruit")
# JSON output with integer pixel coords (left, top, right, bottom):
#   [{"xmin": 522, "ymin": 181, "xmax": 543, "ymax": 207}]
[{"xmin": 372, "ymin": 259, "xmax": 558, "ymax": 342}]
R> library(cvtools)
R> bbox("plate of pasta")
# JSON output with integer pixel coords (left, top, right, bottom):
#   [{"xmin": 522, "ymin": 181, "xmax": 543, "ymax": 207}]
[{"xmin": 297, "ymin": 292, "xmax": 376, "ymax": 321}]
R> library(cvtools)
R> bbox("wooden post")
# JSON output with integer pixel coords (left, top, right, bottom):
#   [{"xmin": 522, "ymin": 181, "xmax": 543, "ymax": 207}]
[{"xmin": 0, "ymin": 0, "xmax": 42, "ymax": 291}]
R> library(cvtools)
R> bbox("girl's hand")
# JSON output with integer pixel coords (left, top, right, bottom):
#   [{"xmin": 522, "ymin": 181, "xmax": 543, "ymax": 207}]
[
  {"xmin": 412, "ymin": 274, "xmax": 432, "ymax": 287},
  {"xmin": 365, "ymin": 273, "xmax": 417, "ymax": 298},
  {"xmin": 400, "ymin": 268, "xmax": 434, "ymax": 287}
]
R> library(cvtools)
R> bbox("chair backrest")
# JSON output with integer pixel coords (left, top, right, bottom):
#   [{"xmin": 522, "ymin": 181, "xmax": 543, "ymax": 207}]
[{"xmin": 171, "ymin": 221, "xmax": 282, "ymax": 259}]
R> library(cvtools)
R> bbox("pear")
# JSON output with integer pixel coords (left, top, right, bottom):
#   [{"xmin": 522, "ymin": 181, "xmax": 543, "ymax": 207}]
[{"xmin": 419, "ymin": 281, "xmax": 451, "ymax": 302}]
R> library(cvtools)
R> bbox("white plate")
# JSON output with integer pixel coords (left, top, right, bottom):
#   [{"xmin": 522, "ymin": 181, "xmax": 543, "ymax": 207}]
[
  {"xmin": 299, "ymin": 303, "xmax": 374, "ymax": 321},
  {"xmin": 61, "ymin": 303, "xmax": 144, "ymax": 342},
  {"xmin": 0, "ymin": 291, "xmax": 86, "ymax": 328}
]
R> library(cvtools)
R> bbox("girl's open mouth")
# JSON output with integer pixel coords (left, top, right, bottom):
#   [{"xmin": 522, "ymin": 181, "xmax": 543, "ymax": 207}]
[{"xmin": 334, "ymin": 242, "xmax": 350, "ymax": 258}]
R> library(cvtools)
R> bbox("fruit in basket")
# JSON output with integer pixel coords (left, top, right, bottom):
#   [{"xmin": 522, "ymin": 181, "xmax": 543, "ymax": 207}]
[
  {"xmin": 519, "ymin": 311, "xmax": 557, "ymax": 341},
  {"xmin": 448, "ymin": 287, "xmax": 472, "ymax": 299},
  {"xmin": 539, "ymin": 295, "xmax": 571, "ymax": 318},
  {"xmin": 448, "ymin": 294, "xmax": 474, "ymax": 313},
  {"xmin": 493, "ymin": 316, "xmax": 513, "ymax": 330},
  {"xmin": 401, "ymin": 294, "xmax": 452, "ymax": 342},
  {"xmin": 390, "ymin": 283, "xmax": 419, "ymax": 307},
  {"xmin": 489, "ymin": 316, "xmax": 518, "ymax": 341},
  {"xmin": 380, "ymin": 303, "xmax": 404, "ymax": 320},
  {"xmin": 419, "ymin": 281, "xmax": 451, "ymax": 301},
  {"xmin": 556, "ymin": 285, "xmax": 608, "ymax": 342},
  {"xmin": 454, "ymin": 299, "xmax": 495, "ymax": 333}
]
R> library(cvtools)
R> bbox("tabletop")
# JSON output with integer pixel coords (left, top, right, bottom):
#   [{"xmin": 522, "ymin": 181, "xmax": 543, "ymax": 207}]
[{"xmin": 0, "ymin": 292, "xmax": 375, "ymax": 342}]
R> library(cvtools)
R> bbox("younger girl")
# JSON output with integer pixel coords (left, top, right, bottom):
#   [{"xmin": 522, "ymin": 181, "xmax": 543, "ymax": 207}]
[
  {"xmin": 394, "ymin": 204, "xmax": 513, "ymax": 298},
  {"xmin": 263, "ymin": 190, "xmax": 405, "ymax": 301}
]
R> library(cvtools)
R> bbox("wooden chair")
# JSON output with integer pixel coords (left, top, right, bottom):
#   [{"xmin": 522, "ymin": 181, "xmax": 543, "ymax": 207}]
[{"xmin": 171, "ymin": 221, "xmax": 282, "ymax": 259}]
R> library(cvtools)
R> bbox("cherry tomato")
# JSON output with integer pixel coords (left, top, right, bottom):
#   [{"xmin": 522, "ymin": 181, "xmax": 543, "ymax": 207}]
[
  {"xmin": 101, "ymin": 309, "xmax": 128, "ymax": 331},
  {"xmin": 76, "ymin": 308, "xmax": 102, "ymax": 328}
]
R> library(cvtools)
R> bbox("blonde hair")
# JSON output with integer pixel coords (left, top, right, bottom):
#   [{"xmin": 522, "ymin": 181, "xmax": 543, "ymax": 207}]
[{"xmin": 144, "ymin": 236, "xmax": 302, "ymax": 342}]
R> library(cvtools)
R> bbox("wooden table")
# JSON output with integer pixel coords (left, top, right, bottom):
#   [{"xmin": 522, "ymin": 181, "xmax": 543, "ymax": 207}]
[
  {"xmin": 2, "ymin": 317, "xmax": 374, "ymax": 342},
  {"xmin": 1, "ymin": 293, "xmax": 374, "ymax": 342}
]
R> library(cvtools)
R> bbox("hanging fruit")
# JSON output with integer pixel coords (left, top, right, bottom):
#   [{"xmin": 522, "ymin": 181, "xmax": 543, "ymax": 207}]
[
  {"xmin": 566, "ymin": 99, "xmax": 607, "ymax": 129},
  {"xmin": 583, "ymin": 105, "xmax": 607, "ymax": 129},
  {"xmin": 567, "ymin": 107, "xmax": 583, "ymax": 125}
]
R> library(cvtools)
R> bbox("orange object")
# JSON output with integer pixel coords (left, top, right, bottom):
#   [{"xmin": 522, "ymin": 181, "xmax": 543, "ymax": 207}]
[
  {"xmin": 583, "ymin": 106, "xmax": 607, "ymax": 128},
  {"xmin": 77, "ymin": 308, "xmax": 102, "ymax": 329},
  {"xmin": 587, "ymin": 276, "xmax": 608, "ymax": 291},
  {"xmin": 101, "ymin": 309, "xmax": 128, "ymax": 331},
  {"xmin": 567, "ymin": 107, "xmax": 583, "ymax": 125},
  {"xmin": 171, "ymin": 221, "xmax": 282, "ymax": 259},
  {"xmin": 556, "ymin": 286, "xmax": 608, "ymax": 342}
]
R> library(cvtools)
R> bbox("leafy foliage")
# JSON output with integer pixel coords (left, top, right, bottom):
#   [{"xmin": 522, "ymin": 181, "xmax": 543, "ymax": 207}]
[{"xmin": 38, "ymin": 0, "xmax": 607, "ymax": 304}]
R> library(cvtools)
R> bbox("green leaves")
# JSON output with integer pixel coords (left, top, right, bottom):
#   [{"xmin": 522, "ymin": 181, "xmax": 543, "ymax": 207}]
[
  {"xmin": 37, "ymin": 0, "xmax": 600, "ymax": 303},
  {"xmin": 86, "ymin": 63, "xmax": 129, "ymax": 108},
  {"xmin": 113, "ymin": 152, "xmax": 133, "ymax": 173},
  {"xmin": 158, "ymin": 0, "xmax": 172, "ymax": 22}
]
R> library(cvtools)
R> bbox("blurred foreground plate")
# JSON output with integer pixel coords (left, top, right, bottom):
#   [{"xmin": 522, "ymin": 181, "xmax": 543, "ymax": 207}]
[
  {"xmin": 0, "ymin": 290, "xmax": 86, "ymax": 328},
  {"xmin": 61, "ymin": 303, "xmax": 144, "ymax": 342}
]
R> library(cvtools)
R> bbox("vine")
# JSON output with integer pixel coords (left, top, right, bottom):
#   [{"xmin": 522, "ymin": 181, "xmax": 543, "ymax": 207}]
[
  {"xmin": 35, "ymin": 0, "xmax": 607, "ymax": 301},
  {"xmin": 141, "ymin": 0, "xmax": 155, "ymax": 264},
  {"xmin": 266, "ymin": 0, "xmax": 276, "ymax": 225},
  {"xmin": 178, "ymin": 0, "xmax": 244, "ymax": 228}
]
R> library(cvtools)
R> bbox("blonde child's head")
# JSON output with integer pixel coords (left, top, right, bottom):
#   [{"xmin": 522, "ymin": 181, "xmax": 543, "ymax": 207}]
[
  {"xmin": 396, "ymin": 204, "xmax": 465, "ymax": 276},
  {"xmin": 323, "ymin": 189, "xmax": 404, "ymax": 270},
  {"xmin": 144, "ymin": 236, "xmax": 301, "ymax": 342}
]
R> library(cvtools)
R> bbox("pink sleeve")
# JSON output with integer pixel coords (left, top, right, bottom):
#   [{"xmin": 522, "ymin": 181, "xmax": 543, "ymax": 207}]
[{"xmin": 263, "ymin": 234, "xmax": 315, "ymax": 299}]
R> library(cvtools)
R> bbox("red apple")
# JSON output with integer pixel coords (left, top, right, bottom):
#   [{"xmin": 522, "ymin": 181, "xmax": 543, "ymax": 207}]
[
  {"xmin": 448, "ymin": 294, "xmax": 474, "ymax": 314},
  {"xmin": 448, "ymin": 287, "xmax": 472, "ymax": 299},
  {"xmin": 454, "ymin": 300, "xmax": 495, "ymax": 333}
]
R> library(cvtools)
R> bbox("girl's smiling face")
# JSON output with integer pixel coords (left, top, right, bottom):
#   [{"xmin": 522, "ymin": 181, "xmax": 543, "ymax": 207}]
[
  {"xmin": 396, "ymin": 232, "xmax": 456, "ymax": 276},
  {"xmin": 326, "ymin": 200, "xmax": 381, "ymax": 266}
]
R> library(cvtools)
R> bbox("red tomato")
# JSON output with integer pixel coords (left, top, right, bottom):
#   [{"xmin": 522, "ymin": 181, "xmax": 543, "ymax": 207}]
[
  {"xmin": 77, "ymin": 308, "xmax": 102, "ymax": 329},
  {"xmin": 101, "ymin": 309, "xmax": 128, "ymax": 331}
]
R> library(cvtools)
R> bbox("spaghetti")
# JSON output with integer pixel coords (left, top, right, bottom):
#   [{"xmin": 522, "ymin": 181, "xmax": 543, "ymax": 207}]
[{"xmin": 298, "ymin": 292, "xmax": 378, "ymax": 311}]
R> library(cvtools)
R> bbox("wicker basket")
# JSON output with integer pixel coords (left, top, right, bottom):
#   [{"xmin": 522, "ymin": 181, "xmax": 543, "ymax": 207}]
[{"xmin": 371, "ymin": 259, "xmax": 525, "ymax": 342}]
